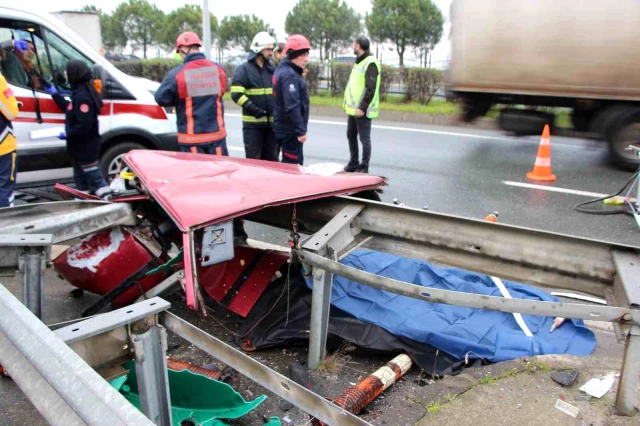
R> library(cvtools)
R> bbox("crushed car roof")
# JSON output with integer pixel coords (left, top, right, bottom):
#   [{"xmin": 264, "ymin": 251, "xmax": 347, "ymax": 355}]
[{"xmin": 124, "ymin": 150, "xmax": 387, "ymax": 231}]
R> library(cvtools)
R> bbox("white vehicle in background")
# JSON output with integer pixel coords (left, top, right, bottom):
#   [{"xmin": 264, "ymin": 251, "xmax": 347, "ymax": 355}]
[{"xmin": 0, "ymin": 6, "xmax": 178, "ymax": 187}]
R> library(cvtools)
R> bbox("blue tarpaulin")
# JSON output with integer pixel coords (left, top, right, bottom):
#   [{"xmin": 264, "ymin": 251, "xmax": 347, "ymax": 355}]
[{"xmin": 306, "ymin": 250, "xmax": 597, "ymax": 362}]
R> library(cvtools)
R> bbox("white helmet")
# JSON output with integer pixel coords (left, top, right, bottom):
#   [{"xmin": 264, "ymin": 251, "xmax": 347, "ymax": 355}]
[{"xmin": 250, "ymin": 31, "xmax": 276, "ymax": 54}]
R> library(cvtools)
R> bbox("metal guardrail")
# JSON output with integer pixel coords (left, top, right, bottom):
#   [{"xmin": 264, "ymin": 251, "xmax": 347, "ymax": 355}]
[
  {"xmin": 0, "ymin": 285, "xmax": 157, "ymax": 426},
  {"xmin": 1, "ymin": 198, "xmax": 638, "ymax": 422},
  {"xmin": 288, "ymin": 201, "xmax": 640, "ymax": 416}
]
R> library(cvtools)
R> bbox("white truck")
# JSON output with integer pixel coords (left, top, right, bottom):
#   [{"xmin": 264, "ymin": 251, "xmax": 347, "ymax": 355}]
[{"xmin": 447, "ymin": 0, "xmax": 640, "ymax": 169}]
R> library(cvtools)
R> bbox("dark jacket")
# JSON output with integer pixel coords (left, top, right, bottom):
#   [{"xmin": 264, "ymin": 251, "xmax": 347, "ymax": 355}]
[
  {"xmin": 155, "ymin": 53, "xmax": 227, "ymax": 144},
  {"xmin": 272, "ymin": 58, "xmax": 309, "ymax": 137},
  {"xmin": 231, "ymin": 53, "xmax": 275, "ymax": 128},
  {"xmin": 52, "ymin": 85, "xmax": 101, "ymax": 164},
  {"xmin": 356, "ymin": 52, "xmax": 379, "ymax": 112}
]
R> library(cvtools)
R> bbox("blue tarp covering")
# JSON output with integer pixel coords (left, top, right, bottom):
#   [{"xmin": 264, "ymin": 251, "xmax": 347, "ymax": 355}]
[{"xmin": 306, "ymin": 250, "xmax": 597, "ymax": 362}]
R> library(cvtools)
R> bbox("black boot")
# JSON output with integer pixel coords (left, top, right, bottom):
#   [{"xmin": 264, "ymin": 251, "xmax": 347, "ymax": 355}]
[
  {"xmin": 356, "ymin": 164, "xmax": 369, "ymax": 173},
  {"xmin": 344, "ymin": 161, "xmax": 360, "ymax": 172}
]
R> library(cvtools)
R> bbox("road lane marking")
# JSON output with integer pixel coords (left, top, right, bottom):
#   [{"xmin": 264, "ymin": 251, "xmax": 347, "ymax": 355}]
[
  {"xmin": 226, "ymin": 113, "xmax": 604, "ymax": 149},
  {"xmin": 503, "ymin": 181, "xmax": 609, "ymax": 198},
  {"xmin": 226, "ymin": 113, "xmax": 514, "ymax": 141}
]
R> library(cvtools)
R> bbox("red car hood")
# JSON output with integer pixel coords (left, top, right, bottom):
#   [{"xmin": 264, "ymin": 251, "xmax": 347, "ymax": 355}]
[{"xmin": 124, "ymin": 150, "xmax": 387, "ymax": 231}]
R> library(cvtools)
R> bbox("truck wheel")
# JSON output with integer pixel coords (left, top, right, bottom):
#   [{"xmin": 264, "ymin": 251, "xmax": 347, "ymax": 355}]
[
  {"xmin": 100, "ymin": 142, "xmax": 146, "ymax": 181},
  {"xmin": 606, "ymin": 108, "xmax": 640, "ymax": 171}
]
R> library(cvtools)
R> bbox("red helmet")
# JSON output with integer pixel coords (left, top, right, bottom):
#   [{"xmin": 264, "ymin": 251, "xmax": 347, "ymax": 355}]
[
  {"xmin": 284, "ymin": 34, "xmax": 311, "ymax": 53},
  {"xmin": 176, "ymin": 31, "xmax": 202, "ymax": 49}
]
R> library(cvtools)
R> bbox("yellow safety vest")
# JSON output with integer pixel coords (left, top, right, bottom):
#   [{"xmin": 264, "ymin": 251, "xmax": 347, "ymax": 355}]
[
  {"xmin": 343, "ymin": 56, "xmax": 381, "ymax": 119},
  {"xmin": 0, "ymin": 75, "xmax": 18, "ymax": 156}
]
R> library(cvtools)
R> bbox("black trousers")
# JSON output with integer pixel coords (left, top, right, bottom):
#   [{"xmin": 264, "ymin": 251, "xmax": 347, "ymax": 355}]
[
  {"xmin": 347, "ymin": 115, "xmax": 372, "ymax": 167},
  {"xmin": 277, "ymin": 133, "xmax": 304, "ymax": 165},
  {"xmin": 243, "ymin": 127, "xmax": 278, "ymax": 161}
]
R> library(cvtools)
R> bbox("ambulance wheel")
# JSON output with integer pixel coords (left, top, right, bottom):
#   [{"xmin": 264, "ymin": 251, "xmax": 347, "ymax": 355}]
[{"xmin": 100, "ymin": 142, "xmax": 146, "ymax": 182}]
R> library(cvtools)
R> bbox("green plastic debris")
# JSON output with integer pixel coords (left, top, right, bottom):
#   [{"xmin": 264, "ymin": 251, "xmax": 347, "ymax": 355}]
[
  {"xmin": 264, "ymin": 417, "xmax": 281, "ymax": 425},
  {"xmin": 145, "ymin": 248, "xmax": 184, "ymax": 277},
  {"xmin": 112, "ymin": 360, "xmax": 269, "ymax": 426}
]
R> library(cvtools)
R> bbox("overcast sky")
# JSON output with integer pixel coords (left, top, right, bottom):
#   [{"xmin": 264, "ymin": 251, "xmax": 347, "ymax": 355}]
[{"xmin": 27, "ymin": 0, "xmax": 453, "ymax": 61}]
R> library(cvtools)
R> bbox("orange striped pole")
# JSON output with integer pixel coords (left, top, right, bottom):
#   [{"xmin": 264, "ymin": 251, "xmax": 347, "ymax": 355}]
[{"xmin": 312, "ymin": 354, "xmax": 412, "ymax": 426}]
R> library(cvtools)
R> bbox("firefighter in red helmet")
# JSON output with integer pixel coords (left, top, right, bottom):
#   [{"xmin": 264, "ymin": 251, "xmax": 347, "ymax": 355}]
[
  {"xmin": 272, "ymin": 34, "xmax": 311, "ymax": 165},
  {"xmin": 155, "ymin": 31, "xmax": 229, "ymax": 155}
]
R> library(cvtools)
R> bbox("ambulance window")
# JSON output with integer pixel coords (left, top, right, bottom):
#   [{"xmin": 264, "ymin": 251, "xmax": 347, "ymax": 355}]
[
  {"xmin": 42, "ymin": 29, "xmax": 93, "ymax": 91},
  {"xmin": 0, "ymin": 21, "xmax": 50, "ymax": 91}
]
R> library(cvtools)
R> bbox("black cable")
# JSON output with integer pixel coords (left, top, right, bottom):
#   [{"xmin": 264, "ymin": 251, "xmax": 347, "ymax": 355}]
[{"xmin": 574, "ymin": 170, "xmax": 639, "ymax": 215}]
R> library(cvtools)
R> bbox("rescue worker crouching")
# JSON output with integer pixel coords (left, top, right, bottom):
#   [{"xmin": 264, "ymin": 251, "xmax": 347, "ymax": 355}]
[
  {"xmin": 155, "ymin": 31, "xmax": 228, "ymax": 155},
  {"xmin": 272, "ymin": 35, "xmax": 311, "ymax": 165},
  {"xmin": 231, "ymin": 32, "xmax": 278, "ymax": 161},
  {"xmin": 0, "ymin": 53, "xmax": 19, "ymax": 208}
]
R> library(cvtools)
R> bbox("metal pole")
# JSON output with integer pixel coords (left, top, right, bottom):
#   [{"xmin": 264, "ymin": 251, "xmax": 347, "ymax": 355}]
[
  {"xmin": 0, "ymin": 333, "xmax": 86, "ymax": 426},
  {"xmin": 298, "ymin": 250, "xmax": 639, "ymax": 324},
  {"xmin": 19, "ymin": 247, "xmax": 45, "ymax": 319},
  {"xmin": 131, "ymin": 325, "xmax": 173, "ymax": 426},
  {"xmin": 203, "ymin": 0, "xmax": 211, "ymax": 60},
  {"xmin": 616, "ymin": 324, "xmax": 640, "ymax": 416},
  {"xmin": 307, "ymin": 249, "xmax": 335, "ymax": 370},
  {"xmin": 161, "ymin": 312, "xmax": 369, "ymax": 426}
]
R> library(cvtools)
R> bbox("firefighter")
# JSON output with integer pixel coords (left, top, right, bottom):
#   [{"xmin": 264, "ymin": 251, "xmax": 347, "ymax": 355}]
[
  {"xmin": 47, "ymin": 60, "xmax": 112, "ymax": 200},
  {"xmin": 155, "ymin": 31, "xmax": 228, "ymax": 155},
  {"xmin": 343, "ymin": 36, "xmax": 381, "ymax": 174},
  {"xmin": 231, "ymin": 32, "xmax": 278, "ymax": 161},
  {"xmin": 0, "ymin": 64, "xmax": 19, "ymax": 208},
  {"xmin": 272, "ymin": 35, "xmax": 311, "ymax": 165}
]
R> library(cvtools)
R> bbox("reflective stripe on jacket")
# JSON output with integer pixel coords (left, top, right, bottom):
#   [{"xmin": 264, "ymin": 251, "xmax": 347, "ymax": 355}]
[
  {"xmin": 155, "ymin": 53, "xmax": 227, "ymax": 144},
  {"xmin": 231, "ymin": 54, "xmax": 275, "ymax": 128}
]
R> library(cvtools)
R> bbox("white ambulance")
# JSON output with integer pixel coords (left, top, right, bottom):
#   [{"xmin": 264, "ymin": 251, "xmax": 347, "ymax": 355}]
[{"xmin": 0, "ymin": 6, "xmax": 178, "ymax": 187}]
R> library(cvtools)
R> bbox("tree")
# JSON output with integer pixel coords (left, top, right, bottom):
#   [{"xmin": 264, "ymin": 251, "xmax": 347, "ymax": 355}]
[
  {"xmin": 367, "ymin": 0, "xmax": 444, "ymax": 66},
  {"xmin": 112, "ymin": 0, "xmax": 165, "ymax": 58},
  {"xmin": 285, "ymin": 0, "xmax": 361, "ymax": 61},
  {"xmin": 161, "ymin": 5, "xmax": 218, "ymax": 51},
  {"xmin": 80, "ymin": 5, "xmax": 126, "ymax": 52},
  {"xmin": 218, "ymin": 15, "xmax": 275, "ymax": 52}
]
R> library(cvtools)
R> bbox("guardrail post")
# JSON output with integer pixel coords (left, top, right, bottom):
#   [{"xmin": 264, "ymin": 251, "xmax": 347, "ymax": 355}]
[
  {"xmin": 616, "ymin": 324, "xmax": 640, "ymax": 416},
  {"xmin": 308, "ymin": 248, "xmax": 335, "ymax": 370},
  {"xmin": 131, "ymin": 324, "xmax": 173, "ymax": 426},
  {"xmin": 19, "ymin": 247, "xmax": 46, "ymax": 319}
]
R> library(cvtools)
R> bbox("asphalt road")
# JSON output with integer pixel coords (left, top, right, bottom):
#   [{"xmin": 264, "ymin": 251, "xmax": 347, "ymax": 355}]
[{"xmin": 225, "ymin": 112, "xmax": 640, "ymax": 247}]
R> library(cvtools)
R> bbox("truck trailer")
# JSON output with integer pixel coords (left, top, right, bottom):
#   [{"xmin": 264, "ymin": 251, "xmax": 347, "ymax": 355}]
[{"xmin": 447, "ymin": 0, "xmax": 640, "ymax": 169}]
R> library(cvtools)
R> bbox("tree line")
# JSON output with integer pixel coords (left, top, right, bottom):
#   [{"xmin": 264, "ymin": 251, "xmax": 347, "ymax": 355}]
[{"xmin": 82, "ymin": 0, "xmax": 444, "ymax": 66}]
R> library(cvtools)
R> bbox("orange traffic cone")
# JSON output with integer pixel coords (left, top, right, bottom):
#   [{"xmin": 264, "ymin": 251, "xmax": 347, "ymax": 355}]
[{"xmin": 526, "ymin": 125, "xmax": 556, "ymax": 182}]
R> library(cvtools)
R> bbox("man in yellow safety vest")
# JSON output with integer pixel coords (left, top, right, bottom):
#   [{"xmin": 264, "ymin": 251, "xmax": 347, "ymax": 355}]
[{"xmin": 343, "ymin": 36, "xmax": 381, "ymax": 174}]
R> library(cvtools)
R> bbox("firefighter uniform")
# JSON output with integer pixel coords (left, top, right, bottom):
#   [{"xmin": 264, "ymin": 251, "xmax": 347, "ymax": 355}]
[
  {"xmin": 272, "ymin": 57, "xmax": 310, "ymax": 165},
  {"xmin": 0, "ymin": 74, "xmax": 18, "ymax": 207},
  {"xmin": 231, "ymin": 32, "xmax": 278, "ymax": 161},
  {"xmin": 155, "ymin": 52, "xmax": 228, "ymax": 155}
]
